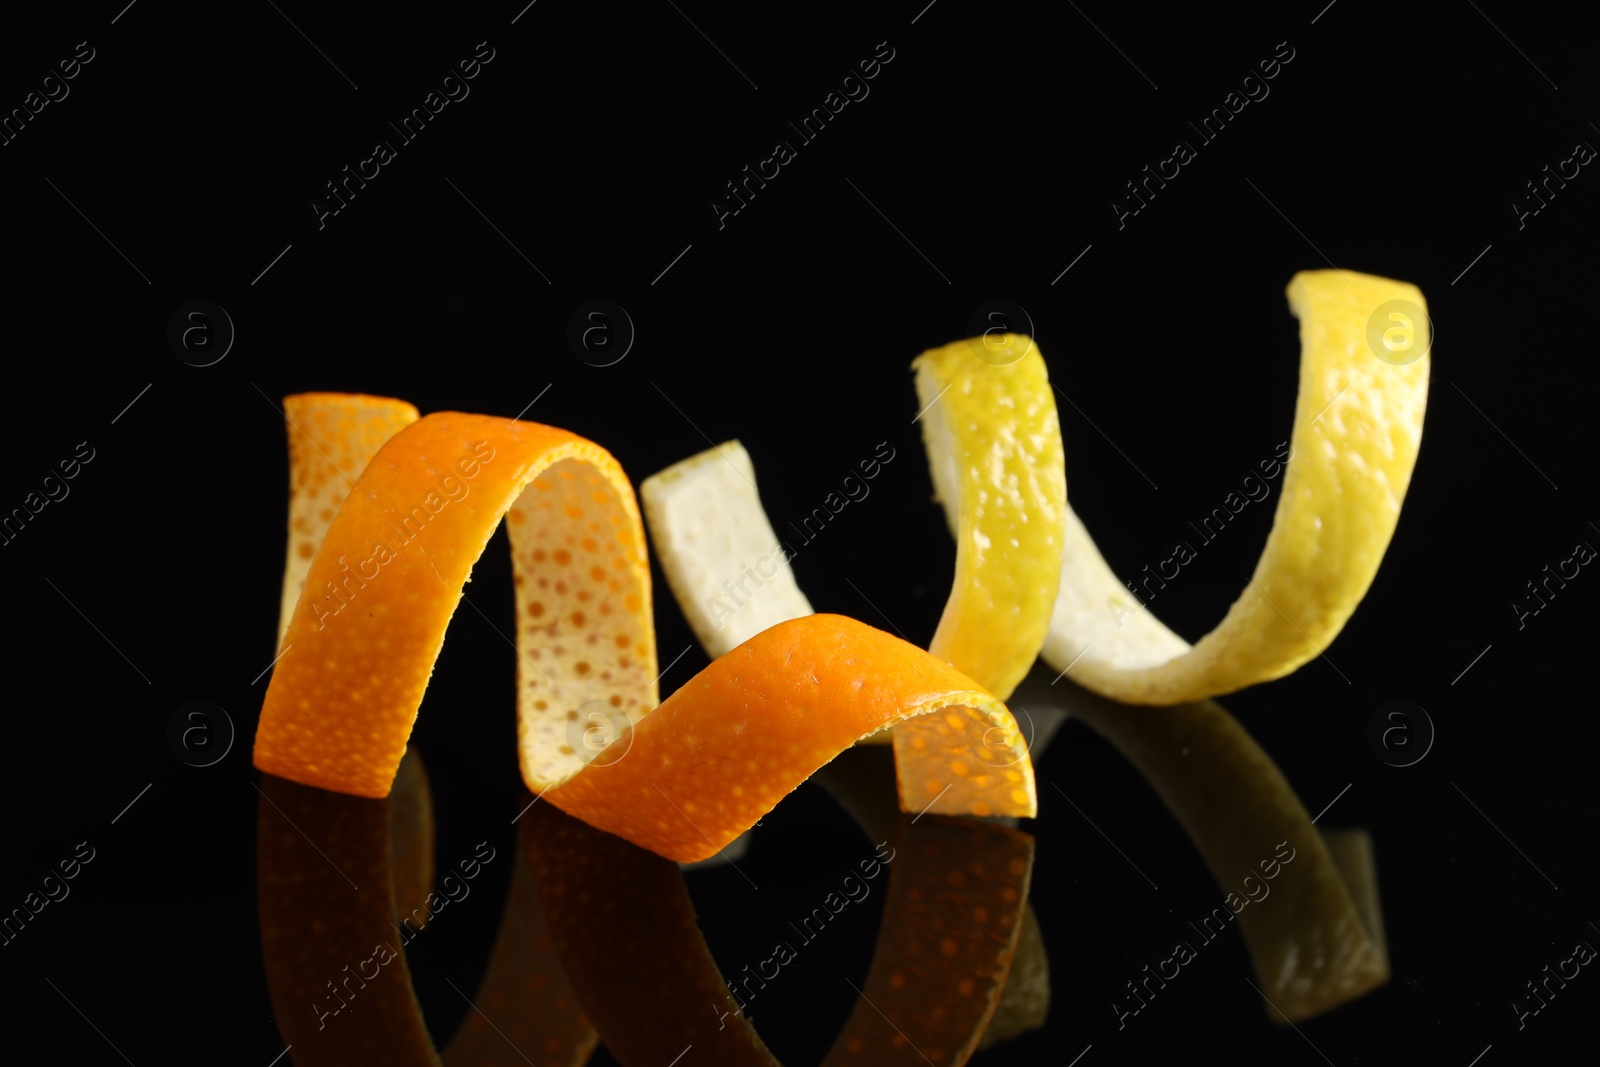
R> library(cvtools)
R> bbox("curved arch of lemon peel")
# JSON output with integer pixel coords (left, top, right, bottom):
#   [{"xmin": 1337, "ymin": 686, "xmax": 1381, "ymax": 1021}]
[
  {"xmin": 641, "ymin": 335, "xmax": 1064, "ymax": 705},
  {"xmin": 641, "ymin": 336, "xmax": 1064, "ymax": 816},
  {"xmin": 253, "ymin": 402, "xmax": 1034, "ymax": 862},
  {"xmin": 1038, "ymin": 269, "xmax": 1429, "ymax": 703}
]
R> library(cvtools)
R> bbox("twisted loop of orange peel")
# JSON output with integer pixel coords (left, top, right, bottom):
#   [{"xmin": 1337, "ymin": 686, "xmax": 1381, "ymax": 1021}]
[
  {"xmin": 1040, "ymin": 270, "xmax": 1429, "ymax": 703},
  {"xmin": 253, "ymin": 402, "xmax": 1035, "ymax": 861},
  {"xmin": 255, "ymin": 409, "xmax": 662, "ymax": 797},
  {"xmin": 549, "ymin": 611, "xmax": 1034, "ymax": 857}
]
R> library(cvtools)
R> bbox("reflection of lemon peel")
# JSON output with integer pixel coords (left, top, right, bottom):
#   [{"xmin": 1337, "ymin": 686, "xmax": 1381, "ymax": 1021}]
[
  {"xmin": 1041, "ymin": 270, "xmax": 1429, "ymax": 703},
  {"xmin": 1059, "ymin": 682, "xmax": 1389, "ymax": 1022}
]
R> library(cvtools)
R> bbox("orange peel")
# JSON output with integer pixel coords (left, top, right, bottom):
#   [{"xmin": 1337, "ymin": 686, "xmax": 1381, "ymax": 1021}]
[
  {"xmin": 255, "ymin": 408, "xmax": 660, "ymax": 798},
  {"xmin": 278, "ymin": 393, "xmax": 420, "ymax": 644},
  {"xmin": 547, "ymin": 612, "xmax": 1034, "ymax": 860},
  {"xmin": 253, "ymin": 398, "xmax": 1034, "ymax": 861}
]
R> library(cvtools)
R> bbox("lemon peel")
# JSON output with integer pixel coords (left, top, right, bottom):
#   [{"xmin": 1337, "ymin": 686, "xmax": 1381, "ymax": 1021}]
[{"xmin": 1040, "ymin": 269, "xmax": 1428, "ymax": 702}]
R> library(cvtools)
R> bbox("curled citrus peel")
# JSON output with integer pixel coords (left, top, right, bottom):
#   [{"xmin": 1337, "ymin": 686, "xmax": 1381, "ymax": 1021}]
[
  {"xmin": 254, "ymin": 399, "xmax": 1032, "ymax": 860},
  {"xmin": 277, "ymin": 393, "xmax": 420, "ymax": 644},
  {"xmin": 1041, "ymin": 269, "xmax": 1429, "ymax": 703},
  {"xmin": 641, "ymin": 336, "xmax": 1062, "ymax": 814},
  {"xmin": 640, "ymin": 441, "xmax": 813, "ymax": 660},
  {"xmin": 910, "ymin": 333, "xmax": 1067, "ymax": 700},
  {"xmin": 255, "ymin": 408, "xmax": 661, "ymax": 799},
  {"xmin": 550, "ymin": 612, "xmax": 1033, "ymax": 858}
]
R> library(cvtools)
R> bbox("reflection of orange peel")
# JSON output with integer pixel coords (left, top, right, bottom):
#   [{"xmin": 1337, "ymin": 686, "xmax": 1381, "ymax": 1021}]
[
  {"xmin": 1040, "ymin": 270, "xmax": 1429, "ymax": 703},
  {"xmin": 256, "ymin": 754, "xmax": 597, "ymax": 1067},
  {"xmin": 253, "ymin": 399, "xmax": 1034, "ymax": 862},
  {"xmin": 526, "ymin": 798, "xmax": 1034, "ymax": 1067},
  {"xmin": 814, "ymin": 745, "xmax": 1052, "ymax": 1047}
]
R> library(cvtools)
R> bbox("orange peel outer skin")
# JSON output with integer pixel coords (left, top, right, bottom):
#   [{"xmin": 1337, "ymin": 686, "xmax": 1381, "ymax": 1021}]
[
  {"xmin": 254, "ymin": 411, "xmax": 659, "ymax": 799},
  {"xmin": 255, "ymin": 407, "xmax": 1031, "ymax": 862},
  {"xmin": 547, "ymin": 613, "xmax": 1034, "ymax": 863}
]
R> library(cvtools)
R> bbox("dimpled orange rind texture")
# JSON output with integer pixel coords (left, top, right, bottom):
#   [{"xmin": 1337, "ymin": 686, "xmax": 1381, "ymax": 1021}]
[
  {"xmin": 255, "ymin": 411, "xmax": 657, "ymax": 798},
  {"xmin": 279, "ymin": 393, "xmax": 420, "ymax": 642},
  {"xmin": 545, "ymin": 613, "xmax": 1034, "ymax": 863}
]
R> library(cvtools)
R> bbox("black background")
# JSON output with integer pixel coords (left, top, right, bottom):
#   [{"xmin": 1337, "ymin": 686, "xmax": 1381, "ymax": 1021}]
[{"xmin": 1, "ymin": 1, "xmax": 1596, "ymax": 1063}]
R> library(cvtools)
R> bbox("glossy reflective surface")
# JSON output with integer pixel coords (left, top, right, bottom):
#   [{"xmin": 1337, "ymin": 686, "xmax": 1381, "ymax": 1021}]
[{"xmin": 2, "ymin": 3, "xmax": 1597, "ymax": 1064}]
